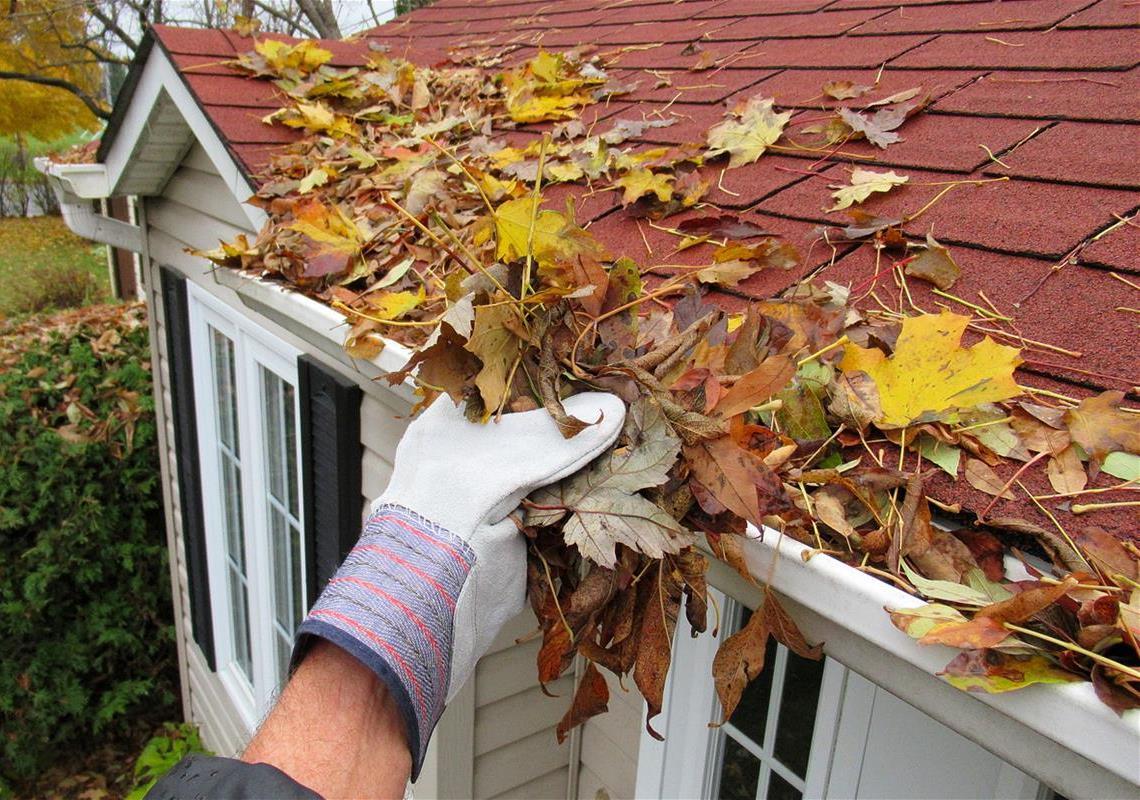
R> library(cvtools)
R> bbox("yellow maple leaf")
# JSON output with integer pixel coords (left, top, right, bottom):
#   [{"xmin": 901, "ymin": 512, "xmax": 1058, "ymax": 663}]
[
  {"xmin": 256, "ymin": 39, "xmax": 332, "ymax": 74},
  {"xmin": 465, "ymin": 303, "xmax": 523, "ymax": 418},
  {"xmin": 365, "ymin": 287, "xmax": 426, "ymax": 321},
  {"xmin": 613, "ymin": 168, "xmax": 674, "ymax": 206},
  {"xmin": 828, "ymin": 168, "xmax": 909, "ymax": 211},
  {"xmin": 706, "ymin": 96, "xmax": 791, "ymax": 168},
  {"xmin": 492, "ymin": 196, "xmax": 567, "ymax": 265},
  {"xmin": 839, "ymin": 311, "xmax": 1022, "ymax": 428}
]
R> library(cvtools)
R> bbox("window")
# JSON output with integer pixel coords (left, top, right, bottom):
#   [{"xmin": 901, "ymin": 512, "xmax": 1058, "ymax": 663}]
[
  {"xmin": 710, "ymin": 607, "xmax": 826, "ymax": 800},
  {"xmin": 635, "ymin": 589, "xmax": 1043, "ymax": 800},
  {"xmin": 187, "ymin": 284, "xmax": 306, "ymax": 726},
  {"xmin": 636, "ymin": 591, "xmax": 846, "ymax": 800}
]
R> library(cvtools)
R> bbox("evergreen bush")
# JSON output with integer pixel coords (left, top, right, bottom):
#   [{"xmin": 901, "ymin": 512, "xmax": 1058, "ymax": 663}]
[{"xmin": 0, "ymin": 303, "xmax": 176, "ymax": 787}]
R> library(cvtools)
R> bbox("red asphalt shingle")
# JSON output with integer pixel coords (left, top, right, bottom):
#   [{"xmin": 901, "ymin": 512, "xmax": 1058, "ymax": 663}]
[
  {"xmin": 986, "ymin": 121, "xmax": 1140, "ymax": 189},
  {"xmin": 932, "ymin": 69, "xmax": 1140, "ymax": 122},
  {"xmin": 849, "ymin": 0, "xmax": 1093, "ymax": 35},
  {"xmin": 892, "ymin": 28, "xmax": 1140, "ymax": 70}
]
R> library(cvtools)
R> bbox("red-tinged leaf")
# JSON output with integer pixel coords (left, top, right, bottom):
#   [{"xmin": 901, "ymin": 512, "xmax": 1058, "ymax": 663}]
[
  {"xmin": 712, "ymin": 603, "xmax": 770, "ymax": 723},
  {"xmin": 955, "ymin": 530, "xmax": 1005, "ymax": 582},
  {"xmin": 1072, "ymin": 527, "xmax": 1140, "ymax": 583},
  {"xmin": 538, "ymin": 621, "xmax": 574, "ymax": 684},
  {"xmin": 684, "ymin": 436, "xmax": 788, "ymax": 526},
  {"xmin": 889, "ymin": 603, "xmax": 969, "ymax": 639},
  {"xmin": 676, "ymin": 214, "xmax": 773, "ymax": 240},
  {"xmin": 1091, "ymin": 663, "xmax": 1140, "ymax": 715},
  {"xmin": 715, "ymin": 356, "xmax": 796, "ymax": 418},
  {"xmin": 941, "ymin": 651, "xmax": 1081, "ymax": 694},
  {"xmin": 556, "ymin": 662, "xmax": 610, "ymax": 743},
  {"xmin": 974, "ymin": 576, "xmax": 1079, "ymax": 625},
  {"xmin": 919, "ymin": 616, "xmax": 1012, "ymax": 649},
  {"xmin": 706, "ymin": 531, "xmax": 759, "ymax": 587},
  {"xmin": 762, "ymin": 588, "xmax": 821, "ymax": 661},
  {"xmin": 1077, "ymin": 595, "xmax": 1119, "ymax": 627}
]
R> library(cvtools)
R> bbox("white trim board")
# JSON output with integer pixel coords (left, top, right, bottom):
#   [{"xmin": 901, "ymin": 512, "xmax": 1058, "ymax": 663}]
[{"xmin": 101, "ymin": 45, "xmax": 267, "ymax": 232}]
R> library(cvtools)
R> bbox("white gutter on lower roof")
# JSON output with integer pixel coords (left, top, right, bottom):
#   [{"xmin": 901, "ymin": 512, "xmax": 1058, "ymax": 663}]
[
  {"xmin": 34, "ymin": 159, "xmax": 144, "ymax": 254},
  {"xmin": 220, "ymin": 265, "xmax": 1140, "ymax": 798}
]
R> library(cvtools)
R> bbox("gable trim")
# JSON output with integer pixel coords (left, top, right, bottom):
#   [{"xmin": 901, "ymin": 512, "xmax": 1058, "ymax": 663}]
[{"xmin": 97, "ymin": 34, "xmax": 266, "ymax": 232}]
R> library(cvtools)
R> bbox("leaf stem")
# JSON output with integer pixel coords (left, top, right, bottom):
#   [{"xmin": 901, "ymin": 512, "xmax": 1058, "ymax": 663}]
[
  {"xmin": 1003, "ymin": 624, "xmax": 1140, "ymax": 681},
  {"xmin": 796, "ymin": 334, "xmax": 850, "ymax": 367}
]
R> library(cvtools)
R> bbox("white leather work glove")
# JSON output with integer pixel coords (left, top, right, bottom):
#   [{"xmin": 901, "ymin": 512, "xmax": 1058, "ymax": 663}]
[{"xmin": 293, "ymin": 392, "xmax": 625, "ymax": 779}]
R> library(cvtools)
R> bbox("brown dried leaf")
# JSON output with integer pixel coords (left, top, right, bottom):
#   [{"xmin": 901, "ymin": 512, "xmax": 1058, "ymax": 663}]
[
  {"xmin": 715, "ymin": 356, "xmax": 796, "ymax": 418},
  {"xmin": 711, "ymin": 603, "xmax": 769, "ymax": 723},
  {"xmin": 1046, "ymin": 445, "xmax": 1087, "ymax": 495},
  {"xmin": 556, "ymin": 661, "xmax": 610, "ymax": 743},
  {"xmin": 964, "ymin": 458, "xmax": 1014, "ymax": 499}
]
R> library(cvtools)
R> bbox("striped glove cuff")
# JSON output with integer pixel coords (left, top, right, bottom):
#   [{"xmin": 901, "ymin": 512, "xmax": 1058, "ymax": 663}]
[{"xmin": 293, "ymin": 504, "xmax": 475, "ymax": 780}]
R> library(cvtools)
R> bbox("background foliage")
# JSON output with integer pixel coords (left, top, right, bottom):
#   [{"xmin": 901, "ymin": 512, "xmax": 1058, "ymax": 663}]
[
  {"xmin": 0, "ymin": 215, "xmax": 108, "ymax": 317},
  {"xmin": 0, "ymin": 303, "xmax": 175, "ymax": 789}
]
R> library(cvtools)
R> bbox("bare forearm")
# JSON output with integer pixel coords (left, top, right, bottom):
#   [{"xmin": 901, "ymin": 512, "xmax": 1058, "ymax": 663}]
[{"xmin": 242, "ymin": 641, "xmax": 412, "ymax": 799}]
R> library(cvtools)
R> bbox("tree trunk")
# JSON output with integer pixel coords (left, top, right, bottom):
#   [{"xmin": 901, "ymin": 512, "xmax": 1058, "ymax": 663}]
[{"xmin": 296, "ymin": 0, "xmax": 341, "ymax": 38}]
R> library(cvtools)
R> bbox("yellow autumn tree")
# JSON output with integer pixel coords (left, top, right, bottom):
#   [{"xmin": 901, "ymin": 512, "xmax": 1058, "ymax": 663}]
[{"xmin": 0, "ymin": 1, "xmax": 103, "ymax": 139}]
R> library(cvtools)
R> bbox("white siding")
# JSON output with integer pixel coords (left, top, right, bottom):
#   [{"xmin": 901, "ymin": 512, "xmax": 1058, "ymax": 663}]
[
  {"xmin": 472, "ymin": 613, "xmax": 573, "ymax": 799},
  {"xmin": 576, "ymin": 669, "xmax": 642, "ymax": 800}
]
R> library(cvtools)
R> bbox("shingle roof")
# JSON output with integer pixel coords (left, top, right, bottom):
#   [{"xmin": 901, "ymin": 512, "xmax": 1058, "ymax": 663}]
[{"xmin": 148, "ymin": 0, "xmax": 1138, "ymax": 538}]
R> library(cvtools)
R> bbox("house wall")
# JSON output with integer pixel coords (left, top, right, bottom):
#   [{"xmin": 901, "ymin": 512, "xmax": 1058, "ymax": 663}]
[{"xmin": 144, "ymin": 140, "xmax": 586, "ymax": 796}]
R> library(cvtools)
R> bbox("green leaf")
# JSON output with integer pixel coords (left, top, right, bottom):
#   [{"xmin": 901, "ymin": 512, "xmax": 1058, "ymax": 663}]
[
  {"xmin": 900, "ymin": 559, "xmax": 992, "ymax": 606},
  {"xmin": 1102, "ymin": 451, "xmax": 1140, "ymax": 481},
  {"xmin": 917, "ymin": 434, "xmax": 961, "ymax": 477}
]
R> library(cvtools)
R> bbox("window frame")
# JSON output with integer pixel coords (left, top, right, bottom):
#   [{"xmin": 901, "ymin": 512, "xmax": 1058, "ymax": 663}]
[{"xmin": 186, "ymin": 283, "xmax": 306, "ymax": 728}]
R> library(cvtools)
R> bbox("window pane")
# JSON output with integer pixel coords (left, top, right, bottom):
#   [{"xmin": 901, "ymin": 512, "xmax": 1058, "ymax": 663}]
[
  {"xmin": 718, "ymin": 737, "xmax": 761, "ymax": 800},
  {"xmin": 221, "ymin": 456, "xmax": 245, "ymax": 569},
  {"xmin": 275, "ymin": 631, "xmax": 291, "ymax": 686},
  {"xmin": 283, "ymin": 382, "xmax": 298, "ymax": 517},
  {"xmin": 228, "ymin": 566, "xmax": 252, "ymax": 681},
  {"xmin": 728, "ymin": 610, "xmax": 776, "ymax": 746},
  {"xmin": 774, "ymin": 649, "xmax": 826, "ymax": 776},
  {"xmin": 262, "ymin": 369, "xmax": 285, "ymax": 504},
  {"xmin": 271, "ymin": 508, "xmax": 290, "ymax": 631},
  {"xmin": 211, "ymin": 328, "xmax": 238, "ymax": 455},
  {"xmin": 290, "ymin": 521, "xmax": 304, "ymax": 622},
  {"xmin": 767, "ymin": 771, "xmax": 802, "ymax": 800}
]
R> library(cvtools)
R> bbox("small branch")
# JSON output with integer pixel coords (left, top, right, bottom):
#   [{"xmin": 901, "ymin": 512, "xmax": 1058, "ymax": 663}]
[{"xmin": 0, "ymin": 71, "xmax": 110, "ymax": 119}]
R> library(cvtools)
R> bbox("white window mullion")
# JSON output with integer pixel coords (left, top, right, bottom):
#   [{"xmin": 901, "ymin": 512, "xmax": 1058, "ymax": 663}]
[{"xmin": 233, "ymin": 328, "xmax": 276, "ymax": 718}]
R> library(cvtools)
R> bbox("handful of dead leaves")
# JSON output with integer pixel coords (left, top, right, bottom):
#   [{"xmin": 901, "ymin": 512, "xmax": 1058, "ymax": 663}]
[{"xmin": 196, "ymin": 39, "xmax": 1140, "ymax": 735}]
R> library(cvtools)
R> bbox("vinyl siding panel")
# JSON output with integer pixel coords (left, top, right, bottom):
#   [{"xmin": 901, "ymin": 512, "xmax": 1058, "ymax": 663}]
[
  {"xmin": 472, "ymin": 612, "xmax": 573, "ymax": 798},
  {"xmin": 576, "ymin": 669, "xmax": 642, "ymax": 799}
]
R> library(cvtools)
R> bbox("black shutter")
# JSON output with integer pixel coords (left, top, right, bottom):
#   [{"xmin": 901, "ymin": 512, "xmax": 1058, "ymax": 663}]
[
  {"xmin": 159, "ymin": 267, "xmax": 216, "ymax": 670},
  {"xmin": 298, "ymin": 356, "xmax": 363, "ymax": 606}
]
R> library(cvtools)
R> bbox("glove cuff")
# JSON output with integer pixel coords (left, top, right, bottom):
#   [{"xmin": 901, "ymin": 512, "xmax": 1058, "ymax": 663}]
[{"xmin": 292, "ymin": 504, "xmax": 475, "ymax": 781}]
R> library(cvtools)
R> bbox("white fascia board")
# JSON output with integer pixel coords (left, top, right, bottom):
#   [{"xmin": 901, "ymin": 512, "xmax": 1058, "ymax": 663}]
[
  {"xmin": 736, "ymin": 526, "xmax": 1140, "ymax": 794},
  {"xmin": 100, "ymin": 46, "xmax": 267, "ymax": 233}
]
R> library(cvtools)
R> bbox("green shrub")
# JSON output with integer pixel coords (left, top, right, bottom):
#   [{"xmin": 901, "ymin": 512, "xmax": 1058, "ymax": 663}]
[
  {"xmin": 125, "ymin": 723, "xmax": 211, "ymax": 800},
  {"xmin": 0, "ymin": 303, "xmax": 176, "ymax": 786}
]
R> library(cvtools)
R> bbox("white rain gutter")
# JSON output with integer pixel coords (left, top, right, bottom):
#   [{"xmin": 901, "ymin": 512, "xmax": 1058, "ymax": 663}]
[
  {"xmin": 215, "ymin": 265, "xmax": 1139, "ymax": 798},
  {"xmin": 34, "ymin": 158, "xmax": 144, "ymax": 253}
]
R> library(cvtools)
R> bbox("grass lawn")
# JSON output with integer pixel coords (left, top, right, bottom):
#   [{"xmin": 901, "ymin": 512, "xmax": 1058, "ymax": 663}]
[{"xmin": 0, "ymin": 215, "xmax": 110, "ymax": 318}]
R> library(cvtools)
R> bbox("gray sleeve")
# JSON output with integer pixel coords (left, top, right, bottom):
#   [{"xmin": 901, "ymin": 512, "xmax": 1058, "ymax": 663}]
[{"xmin": 145, "ymin": 754, "xmax": 322, "ymax": 799}]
